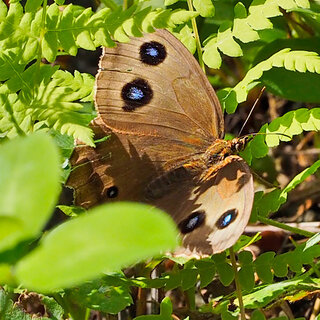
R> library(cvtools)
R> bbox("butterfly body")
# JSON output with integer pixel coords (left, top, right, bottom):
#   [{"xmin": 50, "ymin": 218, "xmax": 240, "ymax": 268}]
[{"xmin": 67, "ymin": 29, "xmax": 254, "ymax": 256}]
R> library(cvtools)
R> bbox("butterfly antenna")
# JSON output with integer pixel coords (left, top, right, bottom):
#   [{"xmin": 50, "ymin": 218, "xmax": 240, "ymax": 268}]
[{"xmin": 238, "ymin": 87, "xmax": 266, "ymax": 137}]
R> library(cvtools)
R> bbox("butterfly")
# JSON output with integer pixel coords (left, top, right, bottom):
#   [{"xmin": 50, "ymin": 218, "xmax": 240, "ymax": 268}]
[{"xmin": 67, "ymin": 29, "xmax": 254, "ymax": 256}]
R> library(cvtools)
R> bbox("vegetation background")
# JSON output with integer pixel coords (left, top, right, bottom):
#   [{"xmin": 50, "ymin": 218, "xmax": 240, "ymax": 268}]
[{"xmin": 0, "ymin": 0, "xmax": 320, "ymax": 319}]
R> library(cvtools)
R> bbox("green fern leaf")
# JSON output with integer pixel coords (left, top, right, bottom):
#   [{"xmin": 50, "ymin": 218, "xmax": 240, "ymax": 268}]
[
  {"xmin": 220, "ymin": 50, "xmax": 320, "ymax": 113},
  {"xmin": 0, "ymin": 67, "xmax": 95, "ymax": 145},
  {"xmin": 251, "ymin": 159, "xmax": 320, "ymax": 219},
  {"xmin": 192, "ymin": 0, "xmax": 215, "ymax": 18},
  {"xmin": 202, "ymin": 0, "xmax": 310, "ymax": 68},
  {"xmin": 243, "ymin": 108, "xmax": 320, "ymax": 163}
]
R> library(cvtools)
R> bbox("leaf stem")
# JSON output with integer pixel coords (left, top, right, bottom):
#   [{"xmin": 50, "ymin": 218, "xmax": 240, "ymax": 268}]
[
  {"xmin": 186, "ymin": 0, "xmax": 205, "ymax": 72},
  {"xmin": 229, "ymin": 247, "xmax": 245, "ymax": 320},
  {"xmin": 257, "ymin": 215, "xmax": 315, "ymax": 238}
]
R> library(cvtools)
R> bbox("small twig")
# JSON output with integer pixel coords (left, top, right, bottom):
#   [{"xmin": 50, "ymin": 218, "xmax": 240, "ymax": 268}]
[
  {"xmin": 280, "ymin": 301, "xmax": 294, "ymax": 320},
  {"xmin": 238, "ymin": 87, "xmax": 266, "ymax": 136},
  {"xmin": 257, "ymin": 215, "xmax": 315, "ymax": 238},
  {"xmin": 310, "ymin": 295, "xmax": 320, "ymax": 320},
  {"xmin": 229, "ymin": 247, "xmax": 246, "ymax": 320},
  {"xmin": 245, "ymin": 221, "xmax": 320, "ymax": 235},
  {"xmin": 186, "ymin": 0, "xmax": 205, "ymax": 72}
]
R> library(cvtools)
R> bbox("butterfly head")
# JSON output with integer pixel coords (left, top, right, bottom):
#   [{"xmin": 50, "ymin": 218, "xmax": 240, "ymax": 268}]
[{"xmin": 230, "ymin": 135, "xmax": 254, "ymax": 153}]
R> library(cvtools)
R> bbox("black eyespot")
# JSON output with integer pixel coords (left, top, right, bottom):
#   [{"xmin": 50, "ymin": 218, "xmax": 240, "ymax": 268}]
[
  {"xmin": 140, "ymin": 41, "xmax": 166, "ymax": 65},
  {"xmin": 106, "ymin": 186, "xmax": 118, "ymax": 198},
  {"xmin": 121, "ymin": 78, "xmax": 153, "ymax": 111},
  {"xmin": 216, "ymin": 209, "xmax": 238, "ymax": 229},
  {"xmin": 178, "ymin": 210, "xmax": 206, "ymax": 234}
]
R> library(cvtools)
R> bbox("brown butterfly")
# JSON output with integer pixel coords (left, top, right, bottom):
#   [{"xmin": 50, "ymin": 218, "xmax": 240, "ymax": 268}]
[{"xmin": 67, "ymin": 29, "xmax": 254, "ymax": 256}]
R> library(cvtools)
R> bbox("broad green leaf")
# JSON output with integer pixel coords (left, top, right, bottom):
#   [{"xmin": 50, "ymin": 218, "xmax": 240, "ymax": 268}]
[
  {"xmin": 0, "ymin": 134, "xmax": 60, "ymax": 252},
  {"xmin": 193, "ymin": 0, "xmax": 215, "ymax": 17},
  {"xmin": 170, "ymin": 9, "xmax": 198, "ymax": 25},
  {"xmin": 272, "ymin": 254, "xmax": 289, "ymax": 277},
  {"xmin": 15, "ymin": 202, "xmax": 178, "ymax": 292}
]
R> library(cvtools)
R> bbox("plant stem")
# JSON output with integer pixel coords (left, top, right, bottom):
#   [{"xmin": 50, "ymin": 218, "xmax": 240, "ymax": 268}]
[
  {"xmin": 186, "ymin": 0, "xmax": 205, "ymax": 72},
  {"xmin": 257, "ymin": 215, "xmax": 315, "ymax": 238},
  {"xmin": 229, "ymin": 247, "xmax": 245, "ymax": 320},
  {"xmin": 123, "ymin": 0, "xmax": 128, "ymax": 10}
]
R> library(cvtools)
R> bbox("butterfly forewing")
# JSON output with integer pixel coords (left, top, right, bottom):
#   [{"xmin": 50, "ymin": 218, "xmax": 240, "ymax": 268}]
[{"xmin": 95, "ymin": 29, "xmax": 224, "ymax": 144}]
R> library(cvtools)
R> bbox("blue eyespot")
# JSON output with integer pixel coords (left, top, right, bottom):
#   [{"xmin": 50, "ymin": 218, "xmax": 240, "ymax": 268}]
[
  {"xmin": 216, "ymin": 209, "xmax": 238, "ymax": 229},
  {"xmin": 121, "ymin": 78, "xmax": 153, "ymax": 111},
  {"xmin": 140, "ymin": 41, "xmax": 166, "ymax": 65},
  {"xmin": 128, "ymin": 87, "xmax": 144, "ymax": 100},
  {"xmin": 146, "ymin": 47, "xmax": 159, "ymax": 57},
  {"xmin": 179, "ymin": 210, "xmax": 206, "ymax": 234}
]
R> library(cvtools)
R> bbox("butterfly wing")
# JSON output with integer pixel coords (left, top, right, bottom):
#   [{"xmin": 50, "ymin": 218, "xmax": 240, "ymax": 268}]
[
  {"xmin": 95, "ymin": 29, "xmax": 224, "ymax": 143},
  {"xmin": 152, "ymin": 157, "xmax": 254, "ymax": 255},
  {"xmin": 67, "ymin": 30, "xmax": 253, "ymax": 255},
  {"xmin": 68, "ymin": 29, "xmax": 224, "ymax": 208}
]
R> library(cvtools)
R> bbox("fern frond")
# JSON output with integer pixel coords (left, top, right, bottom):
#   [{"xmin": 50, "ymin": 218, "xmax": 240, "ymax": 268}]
[
  {"xmin": 219, "ymin": 50, "xmax": 320, "ymax": 114},
  {"xmin": 250, "ymin": 159, "xmax": 320, "ymax": 220},
  {"xmin": 0, "ymin": 67, "xmax": 95, "ymax": 145},
  {"xmin": 203, "ymin": 0, "xmax": 310, "ymax": 68},
  {"xmin": 242, "ymin": 108, "xmax": 320, "ymax": 163}
]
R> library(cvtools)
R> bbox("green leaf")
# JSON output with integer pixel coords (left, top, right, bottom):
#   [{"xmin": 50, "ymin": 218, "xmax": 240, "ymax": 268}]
[
  {"xmin": 238, "ymin": 251, "xmax": 254, "ymax": 291},
  {"xmin": 195, "ymin": 259, "xmax": 216, "ymax": 288},
  {"xmin": 134, "ymin": 297, "xmax": 173, "ymax": 320},
  {"xmin": 304, "ymin": 233, "xmax": 320, "ymax": 251},
  {"xmin": 15, "ymin": 202, "xmax": 178, "ymax": 292},
  {"xmin": 224, "ymin": 50, "xmax": 320, "ymax": 114},
  {"xmin": 65, "ymin": 277, "xmax": 132, "ymax": 314},
  {"xmin": 217, "ymin": 22, "xmax": 242, "ymax": 57},
  {"xmin": 25, "ymin": 0, "xmax": 43, "ymax": 12},
  {"xmin": 242, "ymin": 276, "xmax": 320, "ymax": 309},
  {"xmin": 0, "ymin": 133, "xmax": 60, "ymax": 252},
  {"xmin": 193, "ymin": 0, "xmax": 215, "ymax": 17},
  {"xmin": 251, "ymin": 310, "xmax": 266, "ymax": 320},
  {"xmin": 0, "ymin": 289, "xmax": 33, "ymax": 320},
  {"xmin": 233, "ymin": 3, "xmax": 259, "ymax": 43},
  {"xmin": 212, "ymin": 253, "xmax": 234, "ymax": 286},
  {"xmin": 254, "ymin": 252, "xmax": 274, "ymax": 283},
  {"xmin": 180, "ymin": 268, "xmax": 198, "ymax": 291},
  {"xmin": 57, "ymin": 205, "xmax": 86, "ymax": 217}
]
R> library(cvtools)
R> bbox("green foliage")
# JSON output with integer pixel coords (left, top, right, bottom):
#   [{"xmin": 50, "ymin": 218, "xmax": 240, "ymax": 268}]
[
  {"xmin": 202, "ymin": 0, "xmax": 310, "ymax": 69},
  {"xmin": 0, "ymin": 0, "xmax": 198, "ymax": 144},
  {"xmin": 0, "ymin": 133, "xmax": 60, "ymax": 252},
  {"xmin": 219, "ymin": 50, "xmax": 320, "ymax": 114},
  {"xmin": 15, "ymin": 201, "xmax": 178, "ymax": 292},
  {"xmin": 134, "ymin": 297, "xmax": 173, "ymax": 320},
  {"xmin": 0, "ymin": 0, "xmax": 320, "ymax": 319}
]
